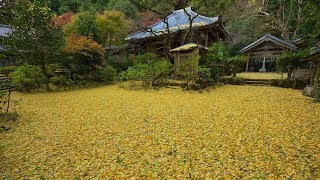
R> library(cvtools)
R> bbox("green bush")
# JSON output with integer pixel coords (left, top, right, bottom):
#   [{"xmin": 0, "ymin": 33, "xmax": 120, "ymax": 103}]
[
  {"xmin": 97, "ymin": 65, "xmax": 117, "ymax": 83},
  {"xmin": 50, "ymin": 75, "xmax": 74, "ymax": 88},
  {"xmin": 277, "ymin": 50, "xmax": 310, "ymax": 76},
  {"xmin": 0, "ymin": 66, "xmax": 17, "ymax": 76},
  {"xmin": 118, "ymin": 59, "xmax": 172, "ymax": 87},
  {"xmin": 196, "ymin": 66, "xmax": 213, "ymax": 87},
  {"xmin": 133, "ymin": 53, "xmax": 158, "ymax": 65},
  {"xmin": 9, "ymin": 65, "xmax": 45, "ymax": 92}
]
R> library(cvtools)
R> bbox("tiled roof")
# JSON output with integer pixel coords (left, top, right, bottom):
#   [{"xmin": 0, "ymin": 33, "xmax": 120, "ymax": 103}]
[
  {"xmin": 0, "ymin": 24, "xmax": 12, "ymax": 38},
  {"xmin": 240, "ymin": 34, "xmax": 297, "ymax": 53},
  {"xmin": 126, "ymin": 7, "xmax": 219, "ymax": 41}
]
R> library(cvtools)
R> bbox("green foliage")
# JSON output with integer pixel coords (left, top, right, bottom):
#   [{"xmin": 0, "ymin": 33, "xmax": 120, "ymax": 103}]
[
  {"xmin": 277, "ymin": 49, "xmax": 311, "ymax": 72},
  {"xmin": 96, "ymin": 10, "xmax": 130, "ymax": 45},
  {"xmin": 228, "ymin": 55, "xmax": 248, "ymax": 77},
  {"xmin": 206, "ymin": 42, "xmax": 231, "ymax": 79},
  {"xmin": 58, "ymin": 0, "xmax": 110, "ymax": 14},
  {"xmin": 207, "ymin": 42, "xmax": 230, "ymax": 63},
  {"xmin": 93, "ymin": 65, "xmax": 117, "ymax": 83},
  {"xmin": 50, "ymin": 74, "xmax": 74, "ymax": 88},
  {"xmin": 133, "ymin": 53, "xmax": 159, "ymax": 65},
  {"xmin": 0, "ymin": 0, "xmax": 15, "ymax": 24},
  {"xmin": 301, "ymin": 0, "xmax": 320, "ymax": 42},
  {"xmin": 196, "ymin": 66, "xmax": 214, "ymax": 89},
  {"xmin": 9, "ymin": 65, "xmax": 45, "ymax": 92},
  {"xmin": 118, "ymin": 57, "xmax": 172, "ymax": 88},
  {"xmin": 0, "ymin": 66, "xmax": 17, "ymax": 76},
  {"xmin": 63, "ymin": 11, "xmax": 99, "ymax": 41},
  {"xmin": 190, "ymin": 0, "xmax": 233, "ymax": 17},
  {"xmin": 4, "ymin": 0, "xmax": 65, "ymax": 90},
  {"xmin": 107, "ymin": 0, "xmax": 138, "ymax": 20}
]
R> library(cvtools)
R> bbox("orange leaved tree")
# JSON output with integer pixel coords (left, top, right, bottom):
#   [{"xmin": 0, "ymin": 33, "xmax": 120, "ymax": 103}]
[{"xmin": 63, "ymin": 34, "xmax": 105, "ymax": 73}]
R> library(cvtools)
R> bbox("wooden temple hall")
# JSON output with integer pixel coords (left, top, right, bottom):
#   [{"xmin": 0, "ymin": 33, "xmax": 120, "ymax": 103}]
[
  {"xmin": 125, "ymin": 7, "xmax": 232, "ymax": 55},
  {"xmin": 240, "ymin": 34, "xmax": 297, "ymax": 72}
]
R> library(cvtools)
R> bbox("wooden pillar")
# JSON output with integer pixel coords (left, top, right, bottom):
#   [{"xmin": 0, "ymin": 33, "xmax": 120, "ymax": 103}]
[
  {"xmin": 205, "ymin": 32, "xmax": 209, "ymax": 47},
  {"xmin": 313, "ymin": 62, "xmax": 320, "ymax": 97},
  {"xmin": 246, "ymin": 58, "xmax": 250, "ymax": 72}
]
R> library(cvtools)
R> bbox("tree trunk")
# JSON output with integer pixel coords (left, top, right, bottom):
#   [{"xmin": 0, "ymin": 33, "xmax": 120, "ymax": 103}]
[{"xmin": 41, "ymin": 63, "xmax": 50, "ymax": 91}]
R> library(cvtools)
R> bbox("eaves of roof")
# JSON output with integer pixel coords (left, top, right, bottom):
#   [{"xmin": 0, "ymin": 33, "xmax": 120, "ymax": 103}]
[
  {"xmin": 240, "ymin": 34, "xmax": 297, "ymax": 53},
  {"xmin": 126, "ymin": 7, "xmax": 219, "ymax": 41}
]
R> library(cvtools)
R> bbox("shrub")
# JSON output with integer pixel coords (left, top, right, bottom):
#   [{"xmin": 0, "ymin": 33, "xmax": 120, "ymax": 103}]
[
  {"xmin": 277, "ymin": 50, "xmax": 310, "ymax": 77},
  {"xmin": 50, "ymin": 75, "xmax": 74, "ymax": 88},
  {"xmin": 9, "ymin": 65, "xmax": 45, "ymax": 92},
  {"xmin": 133, "ymin": 53, "xmax": 158, "ymax": 65},
  {"xmin": 196, "ymin": 66, "xmax": 213, "ymax": 88},
  {"xmin": 220, "ymin": 77, "xmax": 245, "ymax": 85},
  {"xmin": 93, "ymin": 65, "xmax": 117, "ymax": 83},
  {"xmin": 118, "ymin": 60, "xmax": 172, "ymax": 88},
  {"xmin": 0, "ymin": 66, "xmax": 17, "ymax": 76}
]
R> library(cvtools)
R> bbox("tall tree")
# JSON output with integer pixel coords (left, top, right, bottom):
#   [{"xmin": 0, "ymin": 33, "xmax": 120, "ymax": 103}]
[
  {"xmin": 4, "ymin": 0, "xmax": 64, "ymax": 90},
  {"xmin": 107, "ymin": 0, "xmax": 139, "ymax": 20},
  {"xmin": 96, "ymin": 10, "xmax": 131, "ymax": 46},
  {"xmin": 63, "ymin": 11, "xmax": 100, "ymax": 42},
  {"xmin": 302, "ymin": 0, "xmax": 320, "ymax": 43},
  {"xmin": 59, "ymin": 0, "xmax": 109, "ymax": 14},
  {"xmin": 0, "ymin": 0, "xmax": 16, "ymax": 24}
]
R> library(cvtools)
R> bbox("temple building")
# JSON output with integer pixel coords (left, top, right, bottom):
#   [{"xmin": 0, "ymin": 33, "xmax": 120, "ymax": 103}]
[
  {"xmin": 240, "ymin": 34, "xmax": 297, "ymax": 72},
  {"xmin": 126, "ymin": 7, "xmax": 232, "ymax": 56}
]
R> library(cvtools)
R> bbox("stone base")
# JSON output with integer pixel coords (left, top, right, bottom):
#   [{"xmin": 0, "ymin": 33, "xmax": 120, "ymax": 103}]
[
  {"xmin": 259, "ymin": 68, "xmax": 266, "ymax": 72},
  {"xmin": 302, "ymin": 85, "xmax": 314, "ymax": 97}
]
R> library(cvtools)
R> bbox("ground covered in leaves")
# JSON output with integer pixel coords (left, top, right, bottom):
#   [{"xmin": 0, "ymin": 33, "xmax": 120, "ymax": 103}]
[
  {"xmin": 1, "ymin": 85, "xmax": 319, "ymax": 179},
  {"xmin": 236, "ymin": 72, "xmax": 287, "ymax": 80}
]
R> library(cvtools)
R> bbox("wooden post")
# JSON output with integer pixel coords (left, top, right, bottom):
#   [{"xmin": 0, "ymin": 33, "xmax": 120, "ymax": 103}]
[
  {"xmin": 246, "ymin": 58, "xmax": 250, "ymax": 72},
  {"xmin": 205, "ymin": 31, "xmax": 209, "ymax": 47},
  {"xmin": 313, "ymin": 62, "xmax": 320, "ymax": 97}
]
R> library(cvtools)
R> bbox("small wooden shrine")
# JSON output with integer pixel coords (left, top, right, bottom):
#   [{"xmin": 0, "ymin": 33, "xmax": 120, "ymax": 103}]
[
  {"xmin": 170, "ymin": 43, "xmax": 207, "ymax": 76},
  {"xmin": 240, "ymin": 34, "xmax": 297, "ymax": 72}
]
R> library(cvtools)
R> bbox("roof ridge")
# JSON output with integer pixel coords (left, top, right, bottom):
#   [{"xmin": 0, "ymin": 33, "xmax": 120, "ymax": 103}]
[{"xmin": 240, "ymin": 34, "xmax": 297, "ymax": 53}]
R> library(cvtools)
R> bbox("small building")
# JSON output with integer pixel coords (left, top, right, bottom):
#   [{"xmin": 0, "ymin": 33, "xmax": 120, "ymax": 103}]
[
  {"xmin": 170, "ymin": 43, "xmax": 207, "ymax": 76},
  {"xmin": 240, "ymin": 34, "xmax": 297, "ymax": 72},
  {"xmin": 301, "ymin": 48, "xmax": 320, "ymax": 97},
  {"xmin": 126, "ymin": 7, "xmax": 232, "ymax": 56}
]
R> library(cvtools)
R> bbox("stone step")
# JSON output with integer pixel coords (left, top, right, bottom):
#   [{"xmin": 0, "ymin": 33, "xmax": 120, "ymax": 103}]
[{"xmin": 244, "ymin": 79, "xmax": 272, "ymax": 86}]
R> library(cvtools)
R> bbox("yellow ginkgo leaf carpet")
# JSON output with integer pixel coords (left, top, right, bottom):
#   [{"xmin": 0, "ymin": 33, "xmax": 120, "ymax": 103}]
[{"xmin": 1, "ymin": 85, "xmax": 319, "ymax": 179}]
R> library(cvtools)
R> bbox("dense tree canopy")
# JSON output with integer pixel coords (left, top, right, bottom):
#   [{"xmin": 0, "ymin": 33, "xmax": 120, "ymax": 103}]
[{"xmin": 3, "ymin": 0, "xmax": 64, "ymax": 90}]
